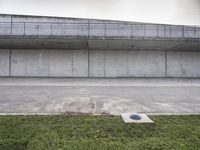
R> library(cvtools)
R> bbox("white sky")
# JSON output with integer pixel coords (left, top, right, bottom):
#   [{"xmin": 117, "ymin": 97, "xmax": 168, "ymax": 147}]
[{"xmin": 0, "ymin": 0, "xmax": 200, "ymax": 25}]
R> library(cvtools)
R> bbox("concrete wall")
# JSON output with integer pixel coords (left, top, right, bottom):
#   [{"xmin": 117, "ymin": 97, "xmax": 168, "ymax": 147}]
[
  {"xmin": 167, "ymin": 51, "xmax": 200, "ymax": 77},
  {"xmin": 11, "ymin": 50, "xmax": 88, "ymax": 77},
  {"xmin": 1, "ymin": 14, "xmax": 200, "ymax": 38},
  {"xmin": 72, "ymin": 50, "xmax": 88, "ymax": 77},
  {"xmin": 0, "ymin": 49, "xmax": 9, "ymax": 76},
  {"xmin": 89, "ymin": 50, "xmax": 105, "ymax": 77},
  {"xmin": 127, "ymin": 51, "xmax": 165, "ymax": 77},
  {"xmin": 1, "ymin": 49, "xmax": 200, "ymax": 77},
  {"xmin": 105, "ymin": 50, "xmax": 128, "ymax": 77},
  {"xmin": 89, "ymin": 50, "xmax": 165, "ymax": 77}
]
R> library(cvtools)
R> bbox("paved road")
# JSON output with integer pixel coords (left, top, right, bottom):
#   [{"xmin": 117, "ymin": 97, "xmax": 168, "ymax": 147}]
[{"xmin": 0, "ymin": 78, "xmax": 200, "ymax": 115}]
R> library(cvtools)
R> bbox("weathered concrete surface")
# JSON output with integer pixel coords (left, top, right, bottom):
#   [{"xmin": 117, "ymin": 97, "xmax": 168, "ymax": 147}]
[
  {"xmin": 0, "ymin": 49, "xmax": 9, "ymax": 76},
  {"xmin": 127, "ymin": 51, "xmax": 165, "ymax": 77},
  {"xmin": 0, "ymin": 14, "xmax": 199, "ymax": 39},
  {"xmin": 0, "ymin": 38, "xmax": 200, "ymax": 51},
  {"xmin": 105, "ymin": 50, "xmax": 127, "ymax": 77},
  {"xmin": 11, "ymin": 50, "xmax": 49, "ymax": 76},
  {"xmin": 10, "ymin": 49, "xmax": 88, "ymax": 77},
  {"xmin": 0, "ymin": 78, "xmax": 200, "ymax": 114},
  {"xmin": 0, "ymin": 49, "xmax": 198, "ymax": 77},
  {"xmin": 0, "ymin": 14, "xmax": 200, "ymax": 78},
  {"xmin": 9, "ymin": 49, "xmax": 165, "ymax": 77},
  {"xmin": 0, "ymin": 14, "xmax": 200, "ymax": 51},
  {"xmin": 72, "ymin": 50, "xmax": 88, "ymax": 77},
  {"xmin": 167, "ymin": 51, "xmax": 200, "ymax": 77},
  {"xmin": 89, "ymin": 50, "xmax": 105, "ymax": 77}
]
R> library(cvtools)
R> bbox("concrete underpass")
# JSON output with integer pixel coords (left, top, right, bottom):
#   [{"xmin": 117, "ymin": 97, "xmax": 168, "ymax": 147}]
[{"xmin": 0, "ymin": 14, "xmax": 200, "ymax": 114}]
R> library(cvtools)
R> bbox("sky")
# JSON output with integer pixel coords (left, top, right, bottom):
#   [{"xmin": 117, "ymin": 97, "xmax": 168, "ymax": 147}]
[{"xmin": 0, "ymin": 0, "xmax": 200, "ymax": 25}]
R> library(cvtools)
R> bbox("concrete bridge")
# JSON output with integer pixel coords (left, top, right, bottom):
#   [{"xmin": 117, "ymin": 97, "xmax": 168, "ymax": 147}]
[
  {"xmin": 0, "ymin": 14, "xmax": 200, "ymax": 78},
  {"xmin": 0, "ymin": 14, "xmax": 200, "ymax": 114}
]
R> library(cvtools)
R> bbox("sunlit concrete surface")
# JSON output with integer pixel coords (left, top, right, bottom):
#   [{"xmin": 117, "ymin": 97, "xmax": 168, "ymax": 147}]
[{"xmin": 0, "ymin": 78, "xmax": 200, "ymax": 115}]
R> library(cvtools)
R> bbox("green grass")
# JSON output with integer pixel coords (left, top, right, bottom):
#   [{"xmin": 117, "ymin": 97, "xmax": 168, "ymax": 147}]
[{"xmin": 0, "ymin": 115, "xmax": 200, "ymax": 150}]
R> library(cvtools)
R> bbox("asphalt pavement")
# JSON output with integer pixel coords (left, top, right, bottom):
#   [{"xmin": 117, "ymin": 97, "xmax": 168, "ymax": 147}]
[{"xmin": 0, "ymin": 77, "xmax": 200, "ymax": 115}]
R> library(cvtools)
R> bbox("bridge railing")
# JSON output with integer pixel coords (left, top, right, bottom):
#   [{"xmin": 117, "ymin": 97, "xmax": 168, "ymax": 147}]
[{"xmin": 0, "ymin": 22, "xmax": 199, "ymax": 38}]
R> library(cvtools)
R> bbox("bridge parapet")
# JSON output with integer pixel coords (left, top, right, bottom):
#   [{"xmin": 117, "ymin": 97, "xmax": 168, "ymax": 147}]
[{"xmin": 0, "ymin": 15, "xmax": 199, "ymax": 39}]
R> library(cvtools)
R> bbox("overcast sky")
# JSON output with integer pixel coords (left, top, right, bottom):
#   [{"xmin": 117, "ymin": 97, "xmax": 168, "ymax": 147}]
[{"xmin": 0, "ymin": 0, "xmax": 200, "ymax": 25}]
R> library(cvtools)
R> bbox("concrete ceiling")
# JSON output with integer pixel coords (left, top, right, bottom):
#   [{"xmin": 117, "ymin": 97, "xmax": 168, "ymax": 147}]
[{"xmin": 0, "ymin": 36, "xmax": 200, "ymax": 51}]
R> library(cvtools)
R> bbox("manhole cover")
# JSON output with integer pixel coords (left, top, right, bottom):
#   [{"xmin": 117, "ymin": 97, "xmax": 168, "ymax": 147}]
[
  {"xmin": 129, "ymin": 114, "xmax": 142, "ymax": 120},
  {"xmin": 121, "ymin": 113, "xmax": 154, "ymax": 123}
]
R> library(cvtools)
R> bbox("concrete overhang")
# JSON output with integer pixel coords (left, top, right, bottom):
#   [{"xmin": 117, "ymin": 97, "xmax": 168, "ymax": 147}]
[
  {"xmin": 0, "ymin": 14, "xmax": 200, "ymax": 50},
  {"xmin": 0, "ymin": 36, "xmax": 200, "ymax": 51}
]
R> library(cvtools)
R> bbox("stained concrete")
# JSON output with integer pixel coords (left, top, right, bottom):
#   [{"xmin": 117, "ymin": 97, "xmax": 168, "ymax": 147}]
[
  {"xmin": 11, "ymin": 50, "xmax": 49, "ymax": 76},
  {"xmin": 0, "ymin": 14, "xmax": 200, "ymax": 115},
  {"xmin": 0, "ymin": 49, "xmax": 199, "ymax": 77},
  {"xmin": 0, "ymin": 49, "xmax": 9, "ymax": 76},
  {"xmin": 0, "ymin": 23, "xmax": 11, "ymax": 35},
  {"xmin": 1, "ymin": 14, "xmax": 200, "ymax": 39},
  {"xmin": 0, "ymin": 14, "xmax": 200, "ymax": 78},
  {"xmin": 11, "ymin": 49, "xmax": 88, "ymax": 77},
  {"xmin": 127, "ymin": 51, "xmax": 165, "ymax": 77},
  {"xmin": 1, "ymin": 14, "xmax": 200, "ymax": 52},
  {"xmin": 167, "ymin": 51, "xmax": 200, "ymax": 77},
  {"xmin": 105, "ymin": 50, "xmax": 127, "ymax": 77},
  {"xmin": 72, "ymin": 50, "xmax": 88, "ymax": 77},
  {"xmin": 0, "ymin": 38, "xmax": 200, "ymax": 51},
  {"xmin": 89, "ymin": 50, "xmax": 105, "ymax": 77},
  {"xmin": 0, "ymin": 78, "xmax": 200, "ymax": 114},
  {"xmin": 47, "ymin": 50, "xmax": 73, "ymax": 76}
]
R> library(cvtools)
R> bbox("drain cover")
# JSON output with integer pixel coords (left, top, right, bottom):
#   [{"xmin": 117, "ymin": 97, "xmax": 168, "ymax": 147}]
[
  {"xmin": 121, "ymin": 113, "xmax": 154, "ymax": 123},
  {"xmin": 129, "ymin": 114, "xmax": 142, "ymax": 120}
]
